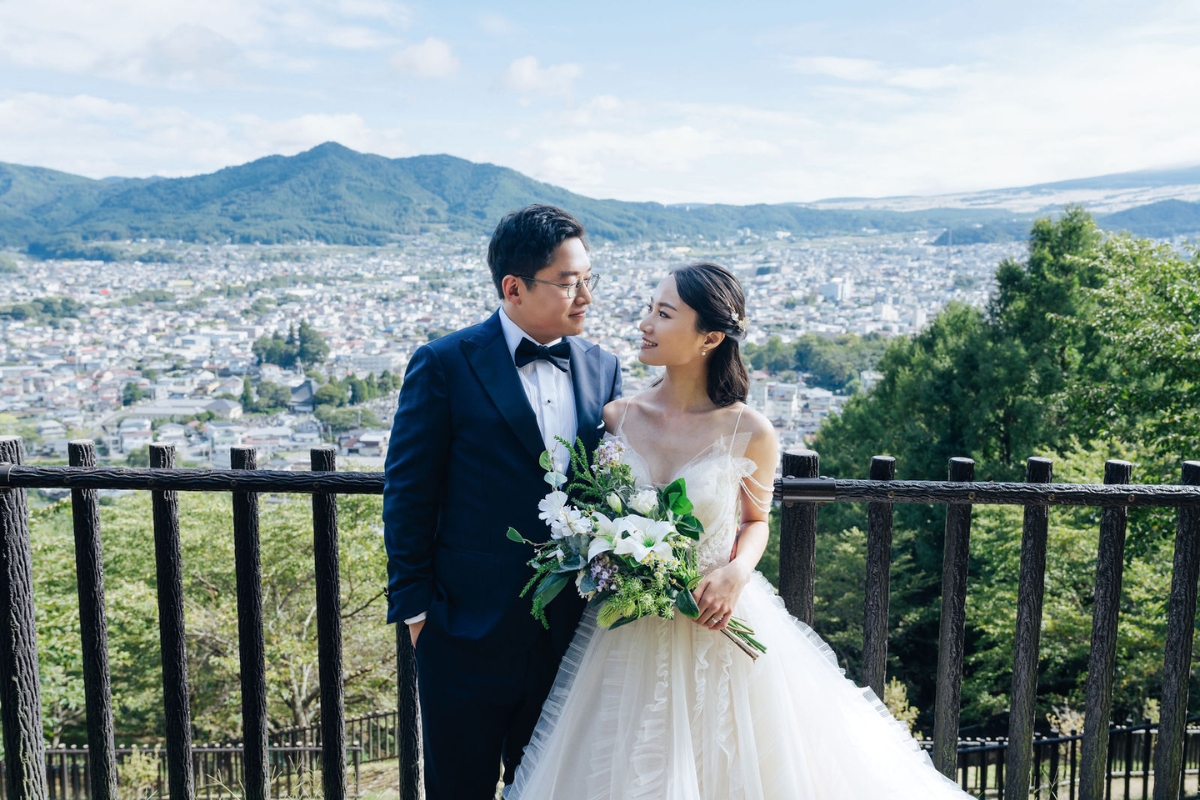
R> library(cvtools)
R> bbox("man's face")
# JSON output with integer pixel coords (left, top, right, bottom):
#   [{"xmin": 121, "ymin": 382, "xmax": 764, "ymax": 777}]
[{"xmin": 504, "ymin": 237, "xmax": 593, "ymax": 342}]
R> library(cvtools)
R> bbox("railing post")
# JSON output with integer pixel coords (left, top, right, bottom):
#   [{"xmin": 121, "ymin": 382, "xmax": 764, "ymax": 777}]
[
  {"xmin": 779, "ymin": 449, "xmax": 819, "ymax": 624},
  {"xmin": 396, "ymin": 625, "xmax": 421, "ymax": 800},
  {"xmin": 1154, "ymin": 461, "xmax": 1200, "ymax": 800},
  {"xmin": 933, "ymin": 456, "xmax": 975, "ymax": 778},
  {"xmin": 311, "ymin": 447, "xmax": 346, "ymax": 800},
  {"xmin": 862, "ymin": 455, "xmax": 895, "ymax": 698},
  {"xmin": 0, "ymin": 436, "xmax": 47, "ymax": 800},
  {"xmin": 150, "ymin": 444, "xmax": 195, "ymax": 800},
  {"xmin": 68, "ymin": 441, "xmax": 117, "ymax": 800},
  {"xmin": 1007, "ymin": 456, "xmax": 1054, "ymax": 800},
  {"xmin": 1079, "ymin": 459, "xmax": 1133, "ymax": 800},
  {"xmin": 231, "ymin": 447, "xmax": 269, "ymax": 800}
]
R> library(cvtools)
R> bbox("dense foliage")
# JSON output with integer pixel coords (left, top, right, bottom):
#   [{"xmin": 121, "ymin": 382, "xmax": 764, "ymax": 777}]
[
  {"xmin": 28, "ymin": 491, "xmax": 395, "ymax": 744},
  {"xmin": 799, "ymin": 207, "xmax": 1200, "ymax": 734},
  {"xmin": 743, "ymin": 332, "xmax": 891, "ymax": 392},
  {"xmin": 251, "ymin": 321, "xmax": 329, "ymax": 369}
]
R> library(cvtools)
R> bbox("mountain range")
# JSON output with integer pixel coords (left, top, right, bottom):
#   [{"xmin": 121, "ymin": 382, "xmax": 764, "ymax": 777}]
[{"xmin": 2, "ymin": 143, "xmax": 1199, "ymax": 252}]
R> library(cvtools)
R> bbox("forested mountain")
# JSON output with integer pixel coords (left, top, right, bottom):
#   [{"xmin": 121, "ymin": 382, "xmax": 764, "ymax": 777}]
[{"xmin": 0, "ymin": 143, "xmax": 1095, "ymax": 249}]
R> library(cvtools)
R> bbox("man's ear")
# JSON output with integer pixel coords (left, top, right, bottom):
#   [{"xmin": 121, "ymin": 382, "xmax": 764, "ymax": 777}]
[{"xmin": 501, "ymin": 275, "xmax": 524, "ymax": 304}]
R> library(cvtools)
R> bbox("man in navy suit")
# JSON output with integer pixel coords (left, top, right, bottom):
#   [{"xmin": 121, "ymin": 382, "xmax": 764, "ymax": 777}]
[{"xmin": 383, "ymin": 205, "xmax": 623, "ymax": 799}]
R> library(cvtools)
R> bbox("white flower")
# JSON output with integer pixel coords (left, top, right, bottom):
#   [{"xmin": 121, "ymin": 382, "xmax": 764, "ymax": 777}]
[
  {"xmin": 538, "ymin": 490, "xmax": 569, "ymax": 526},
  {"xmin": 612, "ymin": 515, "xmax": 677, "ymax": 564},
  {"xmin": 588, "ymin": 512, "xmax": 620, "ymax": 561},
  {"xmin": 606, "ymin": 493, "xmax": 623, "ymax": 513},
  {"xmin": 550, "ymin": 507, "xmax": 593, "ymax": 540},
  {"xmin": 628, "ymin": 489, "xmax": 659, "ymax": 516}
]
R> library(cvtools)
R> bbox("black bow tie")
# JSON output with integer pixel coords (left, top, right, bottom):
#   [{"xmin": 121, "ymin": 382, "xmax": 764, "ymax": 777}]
[{"xmin": 515, "ymin": 337, "xmax": 570, "ymax": 372}]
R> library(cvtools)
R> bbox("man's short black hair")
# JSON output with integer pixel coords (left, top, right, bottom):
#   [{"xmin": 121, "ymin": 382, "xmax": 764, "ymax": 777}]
[{"xmin": 487, "ymin": 205, "xmax": 587, "ymax": 297}]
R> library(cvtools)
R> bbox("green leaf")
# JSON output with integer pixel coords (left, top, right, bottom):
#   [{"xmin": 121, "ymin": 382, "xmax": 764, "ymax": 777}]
[
  {"xmin": 534, "ymin": 572, "xmax": 570, "ymax": 606},
  {"xmin": 539, "ymin": 450, "xmax": 555, "ymax": 472},
  {"xmin": 507, "ymin": 527, "xmax": 537, "ymax": 546},
  {"xmin": 662, "ymin": 478, "xmax": 694, "ymax": 517},
  {"xmin": 607, "ymin": 614, "xmax": 640, "ymax": 631},
  {"xmin": 674, "ymin": 587, "xmax": 700, "ymax": 619}
]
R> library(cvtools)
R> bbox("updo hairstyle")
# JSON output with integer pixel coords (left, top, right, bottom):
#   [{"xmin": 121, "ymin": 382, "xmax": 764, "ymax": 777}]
[{"xmin": 671, "ymin": 262, "xmax": 750, "ymax": 407}]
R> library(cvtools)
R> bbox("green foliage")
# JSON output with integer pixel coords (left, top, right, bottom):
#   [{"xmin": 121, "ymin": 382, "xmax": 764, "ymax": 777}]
[
  {"xmin": 315, "ymin": 405, "xmax": 381, "ymax": 432},
  {"xmin": 806, "ymin": 208, "xmax": 1200, "ymax": 731},
  {"xmin": 253, "ymin": 380, "xmax": 293, "ymax": 412},
  {"xmin": 122, "ymin": 382, "xmax": 146, "ymax": 406},
  {"xmin": 121, "ymin": 289, "xmax": 175, "ymax": 306},
  {"xmin": 124, "ymin": 445, "xmax": 151, "ymax": 467},
  {"xmin": 0, "ymin": 253, "xmax": 18, "ymax": 273},
  {"xmin": 743, "ymin": 333, "xmax": 890, "ymax": 392},
  {"xmin": 28, "ymin": 490, "xmax": 394, "ymax": 742},
  {"xmin": 252, "ymin": 330, "xmax": 298, "ymax": 369},
  {"xmin": 0, "ymin": 296, "xmax": 87, "ymax": 322},
  {"xmin": 296, "ymin": 320, "xmax": 329, "ymax": 366},
  {"xmin": 313, "ymin": 382, "xmax": 347, "ymax": 408}
]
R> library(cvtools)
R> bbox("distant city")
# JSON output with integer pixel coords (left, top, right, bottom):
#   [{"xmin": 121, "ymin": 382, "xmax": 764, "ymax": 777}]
[{"xmin": 0, "ymin": 231, "xmax": 1024, "ymax": 473}]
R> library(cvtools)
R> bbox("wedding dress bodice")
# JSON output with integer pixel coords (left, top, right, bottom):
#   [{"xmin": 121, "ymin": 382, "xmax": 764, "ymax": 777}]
[{"xmin": 610, "ymin": 430, "xmax": 757, "ymax": 574}]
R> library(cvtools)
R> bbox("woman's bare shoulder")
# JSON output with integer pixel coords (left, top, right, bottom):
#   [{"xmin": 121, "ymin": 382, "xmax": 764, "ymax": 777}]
[{"xmin": 602, "ymin": 396, "xmax": 633, "ymax": 432}]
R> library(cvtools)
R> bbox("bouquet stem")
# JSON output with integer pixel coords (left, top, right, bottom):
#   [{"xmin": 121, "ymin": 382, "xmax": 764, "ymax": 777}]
[{"xmin": 721, "ymin": 618, "xmax": 767, "ymax": 661}]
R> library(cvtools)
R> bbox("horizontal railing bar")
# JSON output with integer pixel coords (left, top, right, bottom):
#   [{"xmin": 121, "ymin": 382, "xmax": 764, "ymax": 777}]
[
  {"xmin": 776, "ymin": 478, "xmax": 1200, "ymax": 507},
  {"xmin": 0, "ymin": 466, "xmax": 384, "ymax": 494},
  {"xmin": 7, "ymin": 467, "xmax": 1200, "ymax": 506}
]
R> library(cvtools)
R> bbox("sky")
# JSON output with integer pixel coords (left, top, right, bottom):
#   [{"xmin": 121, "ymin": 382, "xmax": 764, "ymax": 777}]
[{"xmin": 2, "ymin": 0, "xmax": 1200, "ymax": 204}]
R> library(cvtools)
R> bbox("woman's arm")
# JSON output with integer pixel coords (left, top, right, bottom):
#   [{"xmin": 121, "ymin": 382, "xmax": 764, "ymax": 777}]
[{"xmin": 692, "ymin": 410, "xmax": 779, "ymax": 631}]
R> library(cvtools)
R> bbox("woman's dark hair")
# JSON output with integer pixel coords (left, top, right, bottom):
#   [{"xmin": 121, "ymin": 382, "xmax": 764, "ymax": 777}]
[
  {"xmin": 672, "ymin": 262, "xmax": 750, "ymax": 407},
  {"xmin": 487, "ymin": 205, "xmax": 588, "ymax": 297}
]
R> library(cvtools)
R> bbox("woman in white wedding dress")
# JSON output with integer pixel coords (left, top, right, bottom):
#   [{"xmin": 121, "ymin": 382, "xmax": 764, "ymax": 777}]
[{"xmin": 510, "ymin": 262, "xmax": 969, "ymax": 800}]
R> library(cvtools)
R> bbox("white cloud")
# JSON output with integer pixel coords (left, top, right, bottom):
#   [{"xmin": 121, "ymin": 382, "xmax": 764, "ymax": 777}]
[
  {"xmin": 391, "ymin": 37, "xmax": 459, "ymax": 78},
  {"xmin": 790, "ymin": 56, "xmax": 885, "ymax": 82},
  {"xmin": 479, "ymin": 13, "xmax": 516, "ymax": 36},
  {"xmin": 326, "ymin": 25, "xmax": 394, "ymax": 50},
  {"xmin": 0, "ymin": 92, "xmax": 408, "ymax": 179},
  {"xmin": 502, "ymin": 57, "xmax": 581, "ymax": 98}
]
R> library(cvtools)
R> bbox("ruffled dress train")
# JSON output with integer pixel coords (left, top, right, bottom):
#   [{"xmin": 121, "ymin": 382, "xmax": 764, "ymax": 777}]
[{"xmin": 511, "ymin": 426, "xmax": 969, "ymax": 800}]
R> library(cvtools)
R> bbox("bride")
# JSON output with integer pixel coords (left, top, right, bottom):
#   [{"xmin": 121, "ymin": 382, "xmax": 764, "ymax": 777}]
[{"xmin": 510, "ymin": 262, "xmax": 970, "ymax": 799}]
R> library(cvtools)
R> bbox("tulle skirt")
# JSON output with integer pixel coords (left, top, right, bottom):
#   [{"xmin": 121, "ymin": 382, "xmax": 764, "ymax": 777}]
[{"xmin": 510, "ymin": 572, "xmax": 969, "ymax": 800}]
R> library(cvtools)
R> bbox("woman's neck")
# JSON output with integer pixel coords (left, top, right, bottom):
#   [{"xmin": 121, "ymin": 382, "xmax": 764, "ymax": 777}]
[{"xmin": 654, "ymin": 361, "xmax": 716, "ymax": 414}]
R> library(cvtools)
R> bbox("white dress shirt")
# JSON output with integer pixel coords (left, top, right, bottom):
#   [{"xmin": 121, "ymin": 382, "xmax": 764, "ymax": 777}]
[
  {"xmin": 406, "ymin": 309, "xmax": 578, "ymax": 627},
  {"xmin": 498, "ymin": 307, "xmax": 578, "ymax": 475}
]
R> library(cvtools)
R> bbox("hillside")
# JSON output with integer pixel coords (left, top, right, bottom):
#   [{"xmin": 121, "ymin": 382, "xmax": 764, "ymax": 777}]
[
  {"xmin": 2, "ymin": 143, "xmax": 1198, "ymax": 249},
  {"xmin": 0, "ymin": 144, "xmax": 1019, "ymax": 248}
]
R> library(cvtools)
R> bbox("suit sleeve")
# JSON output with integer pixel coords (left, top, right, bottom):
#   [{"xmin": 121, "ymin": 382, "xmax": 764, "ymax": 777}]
[
  {"xmin": 608, "ymin": 353, "xmax": 623, "ymax": 402},
  {"xmin": 383, "ymin": 345, "xmax": 451, "ymax": 623}
]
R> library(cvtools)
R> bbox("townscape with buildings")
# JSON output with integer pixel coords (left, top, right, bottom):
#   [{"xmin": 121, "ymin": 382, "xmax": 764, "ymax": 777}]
[{"xmin": 0, "ymin": 231, "xmax": 1025, "ymax": 470}]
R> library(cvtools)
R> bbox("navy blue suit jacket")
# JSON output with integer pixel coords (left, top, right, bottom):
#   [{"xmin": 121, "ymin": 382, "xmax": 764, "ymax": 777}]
[{"xmin": 383, "ymin": 311, "xmax": 622, "ymax": 653}]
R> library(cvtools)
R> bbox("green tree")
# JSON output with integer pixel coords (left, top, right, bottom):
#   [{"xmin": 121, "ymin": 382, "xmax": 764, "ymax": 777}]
[
  {"xmin": 124, "ymin": 445, "xmax": 151, "ymax": 467},
  {"xmin": 122, "ymin": 383, "xmax": 146, "ymax": 406},
  {"xmin": 313, "ymin": 382, "xmax": 347, "ymax": 408},
  {"xmin": 252, "ymin": 332, "xmax": 298, "ymax": 369},
  {"xmin": 255, "ymin": 381, "xmax": 293, "ymax": 412},
  {"xmin": 296, "ymin": 320, "xmax": 329, "ymax": 367},
  {"xmin": 28, "ymin": 491, "xmax": 396, "ymax": 742},
  {"xmin": 316, "ymin": 405, "xmax": 382, "ymax": 433}
]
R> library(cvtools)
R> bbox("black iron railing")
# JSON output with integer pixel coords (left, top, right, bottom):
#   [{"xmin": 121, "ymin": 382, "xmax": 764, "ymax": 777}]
[
  {"xmin": 0, "ymin": 744, "xmax": 363, "ymax": 800},
  {"xmin": 2, "ymin": 436, "xmax": 1199, "ymax": 800}
]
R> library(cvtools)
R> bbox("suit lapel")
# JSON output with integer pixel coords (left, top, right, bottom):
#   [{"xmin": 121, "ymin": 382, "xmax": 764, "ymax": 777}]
[
  {"xmin": 463, "ymin": 314, "xmax": 546, "ymax": 463},
  {"xmin": 569, "ymin": 337, "xmax": 604, "ymax": 455}
]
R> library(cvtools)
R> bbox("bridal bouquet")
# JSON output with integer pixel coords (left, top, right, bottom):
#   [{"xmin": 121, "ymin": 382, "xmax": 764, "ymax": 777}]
[{"xmin": 508, "ymin": 436, "xmax": 767, "ymax": 660}]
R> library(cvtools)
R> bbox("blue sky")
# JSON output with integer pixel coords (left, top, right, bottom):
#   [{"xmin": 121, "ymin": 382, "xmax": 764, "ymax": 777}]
[{"xmin": 2, "ymin": 0, "xmax": 1198, "ymax": 203}]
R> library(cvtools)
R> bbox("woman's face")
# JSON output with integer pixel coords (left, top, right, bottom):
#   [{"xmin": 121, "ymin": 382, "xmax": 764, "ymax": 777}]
[{"xmin": 638, "ymin": 276, "xmax": 710, "ymax": 366}]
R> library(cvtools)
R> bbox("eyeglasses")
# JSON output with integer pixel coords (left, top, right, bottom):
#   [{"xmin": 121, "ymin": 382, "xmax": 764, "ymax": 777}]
[{"xmin": 523, "ymin": 274, "xmax": 601, "ymax": 298}]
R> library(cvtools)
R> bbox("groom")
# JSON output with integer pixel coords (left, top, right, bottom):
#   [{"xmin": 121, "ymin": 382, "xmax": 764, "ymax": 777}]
[{"xmin": 383, "ymin": 205, "xmax": 622, "ymax": 799}]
